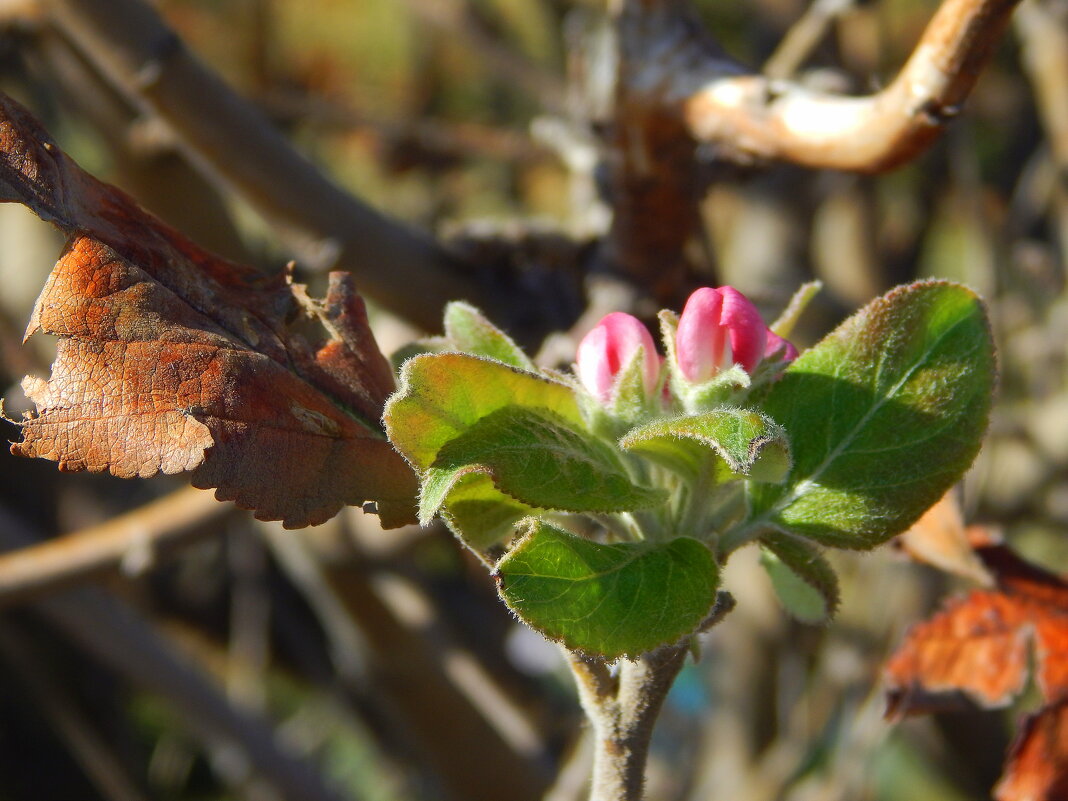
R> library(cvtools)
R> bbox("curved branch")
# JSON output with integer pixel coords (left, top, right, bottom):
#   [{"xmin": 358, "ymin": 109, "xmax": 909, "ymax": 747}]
[
  {"xmin": 681, "ymin": 0, "xmax": 1022, "ymax": 172},
  {"xmin": 43, "ymin": 0, "xmax": 488, "ymax": 332}
]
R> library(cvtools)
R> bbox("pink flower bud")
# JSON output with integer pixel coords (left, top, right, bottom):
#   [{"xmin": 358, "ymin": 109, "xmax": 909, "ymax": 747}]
[
  {"xmin": 764, "ymin": 329, "xmax": 799, "ymax": 363},
  {"xmin": 576, "ymin": 312, "xmax": 660, "ymax": 403},
  {"xmin": 675, "ymin": 287, "xmax": 767, "ymax": 381}
]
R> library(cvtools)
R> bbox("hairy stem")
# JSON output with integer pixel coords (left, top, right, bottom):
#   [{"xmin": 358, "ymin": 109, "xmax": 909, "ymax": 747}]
[
  {"xmin": 565, "ymin": 593, "xmax": 735, "ymax": 801},
  {"xmin": 567, "ymin": 646, "xmax": 686, "ymax": 801}
]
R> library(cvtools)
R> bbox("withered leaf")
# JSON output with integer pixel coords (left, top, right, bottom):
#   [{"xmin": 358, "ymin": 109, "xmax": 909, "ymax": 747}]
[
  {"xmin": 995, "ymin": 699, "xmax": 1068, "ymax": 801},
  {"xmin": 896, "ymin": 489, "xmax": 992, "ymax": 585},
  {"xmin": 885, "ymin": 544, "xmax": 1068, "ymax": 717},
  {"xmin": 0, "ymin": 91, "xmax": 417, "ymax": 528},
  {"xmin": 884, "ymin": 588, "xmax": 1034, "ymax": 716},
  {"xmin": 885, "ymin": 543, "xmax": 1068, "ymax": 801}
]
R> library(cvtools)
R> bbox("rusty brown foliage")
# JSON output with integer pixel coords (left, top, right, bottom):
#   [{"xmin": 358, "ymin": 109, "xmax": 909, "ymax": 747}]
[
  {"xmin": 0, "ymin": 94, "xmax": 417, "ymax": 529},
  {"xmin": 886, "ymin": 542, "xmax": 1068, "ymax": 800}
]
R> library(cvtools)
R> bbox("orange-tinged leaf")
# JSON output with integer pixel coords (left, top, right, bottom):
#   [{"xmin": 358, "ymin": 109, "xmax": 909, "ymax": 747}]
[
  {"xmin": 886, "ymin": 542, "xmax": 1068, "ymax": 801},
  {"xmin": 886, "ymin": 545, "xmax": 1068, "ymax": 717},
  {"xmin": 979, "ymin": 545, "xmax": 1068, "ymax": 702},
  {"xmin": 0, "ymin": 91, "xmax": 417, "ymax": 528},
  {"xmin": 897, "ymin": 489, "xmax": 992, "ymax": 584},
  {"xmin": 884, "ymin": 589, "xmax": 1033, "ymax": 716},
  {"xmin": 995, "ymin": 700, "xmax": 1068, "ymax": 801}
]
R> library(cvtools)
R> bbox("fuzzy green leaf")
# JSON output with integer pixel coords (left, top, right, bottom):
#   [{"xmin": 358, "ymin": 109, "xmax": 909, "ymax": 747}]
[
  {"xmin": 495, "ymin": 521, "xmax": 720, "ymax": 658},
  {"xmin": 384, "ymin": 353, "xmax": 584, "ymax": 471},
  {"xmin": 620, "ymin": 408, "xmax": 790, "ymax": 483},
  {"xmin": 439, "ymin": 472, "xmax": 538, "ymax": 551},
  {"xmin": 749, "ymin": 281, "xmax": 995, "ymax": 549},
  {"xmin": 420, "ymin": 406, "xmax": 664, "ymax": 523},
  {"xmin": 759, "ymin": 534, "xmax": 839, "ymax": 623},
  {"xmin": 608, "ymin": 345, "xmax": 659, "ymax": 422},
  {"xmin": 443, "ymin": 301, "xmax": 535, "ymax": 371}
]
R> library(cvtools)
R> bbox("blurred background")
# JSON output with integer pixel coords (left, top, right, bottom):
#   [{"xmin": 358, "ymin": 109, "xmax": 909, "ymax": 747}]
[{"xmin": 0, "ymin": 0, "xmax": 1064, "ymax": 799}]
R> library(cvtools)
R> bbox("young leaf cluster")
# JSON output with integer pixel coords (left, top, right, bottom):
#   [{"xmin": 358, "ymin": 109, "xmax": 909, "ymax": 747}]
[{"xmin": 384, "ymin": 283, "xmax": 996, "ymax": 658}]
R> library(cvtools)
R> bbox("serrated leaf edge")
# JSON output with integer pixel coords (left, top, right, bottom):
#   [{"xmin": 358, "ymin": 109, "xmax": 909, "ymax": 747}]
[
  {"xmin": 743, "ymin": 280, "xmax": 995, "ymax": 549},
  {"xmin": 760, "ymin": 532, "xmax": 841, "ymax": 621},
  {"xmin": 493, "ymin": 524, "xmax": 721, "ymax": 659}
]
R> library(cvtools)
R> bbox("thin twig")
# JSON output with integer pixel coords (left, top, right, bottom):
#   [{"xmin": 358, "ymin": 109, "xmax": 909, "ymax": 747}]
[
  {"xmin": 543, "ymin": 727, "xmax": 596, "ymax": 801},
  {"xmin": 43, "ymin": 0, "xmax": 490, "ymax": 332},
  {"xmin": 1015, "ymin": 0, "xmax": 1068, "ymax": 168},
  {"xmin": 0, "ymin": 486, "xmax": 234, "ymax": 608},
  {"xmin": 763, "ymin": 0, "xmax": 857, "ymax": 80},
  {"xmin": 226, "ymin": 526, "xmax": 270, "ymax": 711},
  {"xmin": 1014, "ymin": 0, "xmax": 1068, "ymax": 269},
  {"xmin": 401, "ymin": 0, "xmax": 567, "ymax": 112},
  {"xmin": 680, "ymin": 0, "xmax": 1023, "ymax": 171},
  {"xmin": 0, "ymin": 620, "xmax": 151, "ymax": 801},
  {"xmin": 0, "ymin": 506, "xmax": 353, "ymax": 801},
  {"xmin": 25, "ymin": 23, "xmax": 257, "ymax": 264},
  {"xmin": 261, "ymin": 517, "xmax": 554, "ymax": 801},
  {"xmin": 262, "ymin": 88, "xmax": 546, "ymax": 165}
]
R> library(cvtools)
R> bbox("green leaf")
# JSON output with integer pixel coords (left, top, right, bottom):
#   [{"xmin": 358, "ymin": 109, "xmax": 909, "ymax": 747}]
[
  {"xmin": 439, "ymin": 472, "xmax": 538, "ymax": 551},
  {"xmin": 443, "ymin": 301, "xmax": 535, "ymax": 371},
  {"xmin": 749, "ymin": 281, "xmax": 995, "ymax": 549},
  {"xmin": 685, "ymin": 364, "xmax": 751, "ymax": 408},
  {"xmin": 384, "ymin": 353, "xmax": 584, "ymax": 471},
  {"xmin": 495, "ymin": 521, "xmax": 720, "ymax": 658},
  {"xmin": 759, "ymin": 533, "xmax": 839, "ymax": 623},
  {"xmin": 620, "ymin": 407, "xmax": 790, "ymax": 483},
  {"xmin": 608, "ymin": 345, "xmax": 659, "ymax": 421},
  {"xmin": 769, "ymin": 280, "xmax": 822, "ymax": 339},
  {"xmin": 420, "ymin": 406, "xmax": 665, "ymax": 523},
  {"xmin": 389, "ymin": 337, "xmax": 449, "ymax": 372}
]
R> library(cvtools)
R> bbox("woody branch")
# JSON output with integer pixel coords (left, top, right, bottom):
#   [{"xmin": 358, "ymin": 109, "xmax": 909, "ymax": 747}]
[
  {"xmin": 38, "ymin": 0, "xmax": 1024, "ymax": 329},
  {"xmin": 41, "ymin": 0, "xmax": 487, "ymax": 333},
  {"xmin": 678, "ymin": 0, "xmax": 1023, "ymax": 172},
  {"xmin": 597, "ymin": 0, "xmax": 1021, "ymax": 297}
]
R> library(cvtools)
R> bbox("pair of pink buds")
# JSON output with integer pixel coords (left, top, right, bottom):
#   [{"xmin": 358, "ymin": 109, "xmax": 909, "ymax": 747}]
[{"xmin": 577, "ymin": 286, "xmax": 798, "ymax": 403}]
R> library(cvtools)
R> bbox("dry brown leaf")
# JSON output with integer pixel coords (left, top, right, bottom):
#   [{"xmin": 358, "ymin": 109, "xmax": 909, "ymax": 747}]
[
  {"xmin": 0, "ymin": 91, "xmax": 417, "ymax": 528},
  {"xmin": 897, "ymin": 489, "xmax": 993, "ymax": 584},
  {"xmin": 886, "ymin": 544, "xmax": 1068, "ymax": 716},
  {"xmin": 884, "ymin": 587, "xmax": 1034, "ymax": 716},
  {"xmin": 995, "ymin": 699, "xmax": 1068, "ymax": 801},
  {"xmin": 885, "ymin": 544, "xmax": 1068, "ymax": 800}
]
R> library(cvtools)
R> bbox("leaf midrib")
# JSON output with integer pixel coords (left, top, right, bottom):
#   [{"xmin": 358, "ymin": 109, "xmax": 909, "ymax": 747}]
[{"xmin": 765, "ymin": 308, "xmax": 976, "ymax": 522}]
